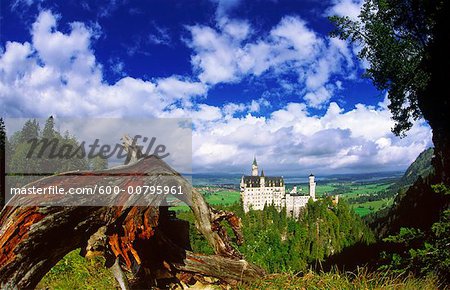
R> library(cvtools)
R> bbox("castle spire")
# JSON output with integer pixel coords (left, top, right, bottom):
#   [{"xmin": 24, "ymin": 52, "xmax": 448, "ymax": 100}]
[
  {"xmin": 251, "ymin": 157, "xmax": 258, "ymax": 176},
  {"xmin": 261, "ymin": 169, "xmax": 265, "ymax": 177}
]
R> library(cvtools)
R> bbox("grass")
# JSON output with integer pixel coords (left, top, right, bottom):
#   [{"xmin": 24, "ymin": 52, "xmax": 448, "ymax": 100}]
[
  {"xmin": 171, "ymin": 188, "xmax": 240, "ymax": 212},
  {"xmin": 240, "ymin": 269, "xmax": 441, "ymax": 290},
  {"xmin": 204, "ymin": 189, "xmax": 240, "ymax": 205},
  {"xmin": 344, "ymin": 182, "xmax": 394, "ymax": 196},
  {"xmin": 352, "ymin": 198, "xmax": 394, "ymax": 217},
  {"xmin": 37, "ymin": 250, "xmax": 118, "ymax": 290},
  {"xmin": 353, "ymin": 206, "xmax": 373, "ymax": 216},
  {"xmin": 294, "ymin": 181, "xmax": 393, "ymax": 199},
  {"xmin": 37, "ymin": 253, "xmax": 442, "ymax": 290},
  {"xmin": 315, "ymin": 184, "xmax": 340, "ymax": 196}
]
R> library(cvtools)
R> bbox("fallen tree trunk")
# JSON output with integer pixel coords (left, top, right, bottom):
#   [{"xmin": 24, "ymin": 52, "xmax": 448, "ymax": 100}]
[{"xmin": 0, "ymin": 155, "xmax": 265, "ymax": 288}]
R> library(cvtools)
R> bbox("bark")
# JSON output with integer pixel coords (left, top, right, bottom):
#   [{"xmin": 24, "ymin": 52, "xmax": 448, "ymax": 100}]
[
  {"xmin": 0, "ymin": 156, "xmax": 265, "ymax": 288},
  {"xmin": 418, "ymin": 0, "xmax": 450, "ymax": 185},
  {"xmin": 0, "ymin": 129, "xmax": 4, "ymax": 209}
]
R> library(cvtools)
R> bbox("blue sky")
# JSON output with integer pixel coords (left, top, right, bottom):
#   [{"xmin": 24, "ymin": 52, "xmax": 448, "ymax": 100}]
[{"xmin": 0, "ymin": 0, "xmax": 432, "ymax": 175}]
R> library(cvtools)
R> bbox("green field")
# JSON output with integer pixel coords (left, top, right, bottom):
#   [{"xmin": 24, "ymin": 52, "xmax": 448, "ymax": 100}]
[
  {"xmin": 343, "ymin": 182, "xmax": 393, "ymax": 196},
  {"xmin": 204, "ymin": 189, "xmax": 240, "ymax": 205},
  {"xmin": 291, "ymin": 181, "xmax": 393, "ymax": 198},
  {"xmin": 170, "ymin": 188, "xmax": 240, "ymax": 212},
  {"xmin": 352, "ymin": 198, "xmax": 394, "ymax": 216},
  {"xmin": 315, "ymin": 184, "xmax": 340, "ymax": 196}
]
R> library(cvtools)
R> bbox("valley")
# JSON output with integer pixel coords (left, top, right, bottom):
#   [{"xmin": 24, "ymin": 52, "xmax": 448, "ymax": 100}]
[{"xmin": 172, "ymin": 174, "xmax": 400, "ymax": 217}]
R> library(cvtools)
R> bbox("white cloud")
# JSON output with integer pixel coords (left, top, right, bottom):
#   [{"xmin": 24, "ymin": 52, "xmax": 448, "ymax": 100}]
[
  {"xmin": 148, "ymin": 25, "xmax": 171, "ymax": 46},
  {"xmin": 32, "ymin": 11, "xmax": 98, "ymax": 70},
  {"xmin": 156, "ymin": 76, "xmax": 207, "ymax": 102},
  {"xmin": 187, "ymin": 97, "xmax": 432, "ymax": 174},
  {"xmin": 220, "ymin": 98, "xmax": 271, "ymax": 117},
  {"xmin": 249, "ymin": 98, "xmax": 270, "ymax": 113},
  {"xmin": 270, "ymin": 16, "xmax": 322, "ymax": 60},
  {"xmin": 0, "ymin": 41, "xmax": 33, "ymax": 83},
  {"xmin": 304, "ymin": 86, "xmax": 333, "ymax": 109},
  {"xmin": 326, "ymin": 0, "xmax": 364, "ymax": 21},
  {"xmin": 210, "ymin": 0, "xmax": 242, "ymax": 19},
  {"xmin": 0, "ymin": 10, "xmax": 206, "ymax": 118},
  {"xmin": 223, "ymin": 102, "xmax": 246, "ymax": 116},
  {"xmin": 187, "ymin": 24, "xmax": 242, "ymax": 84},
  {"xmin": 187, "ymin": 15, "xmax": 355, "ymax": 108}
]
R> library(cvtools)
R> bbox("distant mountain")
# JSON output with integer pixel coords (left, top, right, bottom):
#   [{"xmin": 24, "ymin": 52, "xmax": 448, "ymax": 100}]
[{"xmin": 388, "ymin": 148, "xmax": 434, "ymax": 194}]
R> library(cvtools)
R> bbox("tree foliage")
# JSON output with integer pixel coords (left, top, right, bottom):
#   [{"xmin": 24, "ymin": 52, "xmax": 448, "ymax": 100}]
[
  {"xmin": 365, "ymin": 183, "xmax": 449, "ymax": 283},
  {"xmin": 180, "ymin": 198, "xmax": 375, "ymax": 273},
  {"xmin": 6, "ymin": 117, "xmax": 103, "ymax": 188},
  {"xmin": 330, "ymin": 0, "xmax": 446, "ymax": 136}
]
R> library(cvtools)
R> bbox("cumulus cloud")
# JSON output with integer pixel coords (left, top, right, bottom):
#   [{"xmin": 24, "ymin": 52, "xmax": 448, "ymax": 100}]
[
  {"xmin": 326, "ymin": 0, "xmax": 364, "ymax": 21},
  {"xmin": 187, "ymin": 15, "xmax": 354, "ymax": 108},
  {"xmin": 0, "ymin": 10, "xmax": 206, "ymax": 118},
  {"xmin": 189, "ymin": 97, "xmax": 432, "ymax": 174},
  {"xmin": 221, "ymin": 98, "xmax": 271, "ymax": 117},
  {"xmin": 0, "ymin": 9, "xmax": 433, "ymax": 175}
]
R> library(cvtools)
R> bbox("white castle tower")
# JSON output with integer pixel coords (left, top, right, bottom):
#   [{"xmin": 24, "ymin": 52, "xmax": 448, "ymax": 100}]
[
  {"xmin": 260, "ymin": 169, "xmax": 265, "ymax": 188},
  {"xmin": 241, "ymin": 158, "xmax": 317, "ymax": 218},
  {"xmin": 309, "ymin": 173, "xmax": 316, "ymax": 200},
  {"xmin": 251, "ymin": 157, "xmax": 258, "ymax": 176}
]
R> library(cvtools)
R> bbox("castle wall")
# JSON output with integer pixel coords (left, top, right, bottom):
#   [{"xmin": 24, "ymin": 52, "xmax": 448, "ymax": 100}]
[
  {"xmin": 242, "ymin": 186, "xmax": 285, "ymax": 211},
  {"xmin": 240, "ymin": 159, "xmax": 316, "ymax": 218}
]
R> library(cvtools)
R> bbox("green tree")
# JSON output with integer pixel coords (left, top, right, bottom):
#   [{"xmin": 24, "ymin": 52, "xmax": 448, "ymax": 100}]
[
  {"xmin": 7, "ymin": 119, "xmax": 90, "ymax": 186},
  {"xmin": 42, "ymin": 116, "xmax": 55, "ymax": 139},
  {"xmin": 91, "ymin": 156, "xmax": 108, "ymax": 171},
  {"xmin": 330, "ymin": 0, "xmax": 450, "ymax": 184},
  {"xmin": 18, "ymin": 119, "xmax": 39, "ymax": 143},
  {"xmin": 375, "ymin": 184, "xmax": 450, "ymax": 280}
]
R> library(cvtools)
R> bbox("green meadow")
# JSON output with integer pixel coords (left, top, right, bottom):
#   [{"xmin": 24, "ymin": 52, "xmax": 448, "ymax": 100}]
[{"xmin": 352, "ymin": 198, "xmax": 394, "ymax": 216}]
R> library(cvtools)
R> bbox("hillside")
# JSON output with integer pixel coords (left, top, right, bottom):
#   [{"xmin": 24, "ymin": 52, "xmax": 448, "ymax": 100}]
[
  {"xmin": 324, "ymin": 148, "xmax": 450, "ymax": 283},
  {"xmin": 363, "ymin": 147, "xmax": 434, "ymax": 222},
  {"xmin": 388, "ymin": 147, "xmax": 434, "ymax": 195},
  {"xmin": 371, "ymin": 146, "xmax": 447, "ymax": 238}
]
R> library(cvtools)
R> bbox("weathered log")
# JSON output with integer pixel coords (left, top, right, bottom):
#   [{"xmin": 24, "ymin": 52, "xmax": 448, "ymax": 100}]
[{"xmin": 0, "ymin": 155, "xmax": 265, "ymax": 288}]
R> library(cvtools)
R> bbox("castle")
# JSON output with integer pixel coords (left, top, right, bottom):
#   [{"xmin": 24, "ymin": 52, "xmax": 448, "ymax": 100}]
[{"xmin": 240, "ymin": 157, "xmax": 316, "ymax": 218}]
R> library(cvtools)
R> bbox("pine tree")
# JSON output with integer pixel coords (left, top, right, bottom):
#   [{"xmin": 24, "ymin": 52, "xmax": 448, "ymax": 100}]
[
  {"xmin": 19, "ymin": 119, "xmax": 39, "ymax": 143},
  {"xmin": 91, "ymin": 156, "xmax": 108, "ymax": 171},
  {"xmin": 42, "ymin": 116, "xmax": 55, "ymax": 140}
]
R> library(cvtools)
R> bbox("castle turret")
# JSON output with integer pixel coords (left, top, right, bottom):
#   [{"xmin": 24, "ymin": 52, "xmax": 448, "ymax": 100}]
[
  {"xmin": 252, "ymin": 157, "xmax": 258, "ymax": 176},
  {"xmin": 309, "ymin": 173, "xmax": 316, "ymax": 200},
  {"xmin": 260, "ymin": 169, "xmax": 265, "ymax": 187}
]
